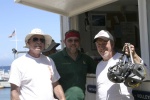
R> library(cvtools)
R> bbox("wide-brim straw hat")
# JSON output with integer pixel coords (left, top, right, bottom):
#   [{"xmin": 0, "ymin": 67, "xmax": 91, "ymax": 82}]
[{"xmin": 25, "ymin": 28, "xmax": 52, "ymax": 49}]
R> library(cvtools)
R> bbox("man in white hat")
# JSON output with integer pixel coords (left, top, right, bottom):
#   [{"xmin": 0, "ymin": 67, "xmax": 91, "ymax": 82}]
[
  {"xmin": 9, "ymin": 28, "xmax": 66, "ymax": 100},
  {"xmin": 94, "ymin": 30, "xmax": 149, "ymax": 100}
]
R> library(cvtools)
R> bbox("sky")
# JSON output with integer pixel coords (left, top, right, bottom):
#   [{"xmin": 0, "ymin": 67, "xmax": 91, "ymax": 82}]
[{"xmin": 0, "ymin": 1, "xmax": 61, "ymax": 66}]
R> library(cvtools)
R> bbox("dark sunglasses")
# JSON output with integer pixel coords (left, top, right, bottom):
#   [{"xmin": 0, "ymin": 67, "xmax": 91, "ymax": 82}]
[{"xmin": 32, "ymin": 37, "xmax": 45, "ymax": 43}]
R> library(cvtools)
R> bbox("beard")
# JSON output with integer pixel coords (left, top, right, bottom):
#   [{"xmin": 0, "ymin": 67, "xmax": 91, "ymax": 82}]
[
  {"xmin": 69, "ymin": 48, "xmax": 78, "ymax": 53},
  {"xmin": 99, "ymin": 50, "xmax": 111, "ymax": 61},
  {"xmin": 66, "ymin": 46, "xmax": 78, "ymax": 54},
  {"xmin": 101, "ymin": 51, "xmax": 109, "ymax": 58}
]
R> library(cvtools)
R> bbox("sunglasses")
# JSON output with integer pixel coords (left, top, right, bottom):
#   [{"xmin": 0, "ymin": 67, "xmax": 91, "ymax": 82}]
[
  {"xmin": 67, "ymin": 39, "xmax": 79, "ymax": 43},
  {"xmin": 32, "ymin": 37, "xmax": 45, "ymax": 43}
]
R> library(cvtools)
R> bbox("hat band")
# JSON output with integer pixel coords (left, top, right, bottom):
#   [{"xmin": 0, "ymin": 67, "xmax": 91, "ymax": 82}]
[{"xmin": 65, "ymin": 32, "xmax": 80, "ymax": 40}]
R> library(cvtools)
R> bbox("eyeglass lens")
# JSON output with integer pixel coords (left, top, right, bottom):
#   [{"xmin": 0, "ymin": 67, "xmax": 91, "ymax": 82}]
[
  {"xmin": 67, "ymin": 39, "xmax": 79, "ymax": 43},
  {"xmin": 32, "ymin": 37, "xmax": 45, "ymax": 43}
]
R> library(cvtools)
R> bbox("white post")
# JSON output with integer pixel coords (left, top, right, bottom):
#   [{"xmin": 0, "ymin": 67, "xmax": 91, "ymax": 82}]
[{"xmin": 15, "ymin": 29, "xmax": 18, "ymax": 50}]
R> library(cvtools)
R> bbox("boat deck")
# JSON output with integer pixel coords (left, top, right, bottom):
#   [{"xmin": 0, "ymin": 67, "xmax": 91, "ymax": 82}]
[{"xmin": 0, "ymin": 80, "xmax": 10, "ymax": 88}]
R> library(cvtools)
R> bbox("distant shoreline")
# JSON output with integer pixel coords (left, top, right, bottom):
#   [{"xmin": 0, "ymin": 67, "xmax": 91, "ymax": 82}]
[{"xmin": 0, "ymin": 66, "xmax": 10, "ymax": 72}]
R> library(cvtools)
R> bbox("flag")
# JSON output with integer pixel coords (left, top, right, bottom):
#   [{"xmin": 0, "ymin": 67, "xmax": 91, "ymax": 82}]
[{"xmin": 8, "ymin": 30, "xmax": 16, "ymax": 38}]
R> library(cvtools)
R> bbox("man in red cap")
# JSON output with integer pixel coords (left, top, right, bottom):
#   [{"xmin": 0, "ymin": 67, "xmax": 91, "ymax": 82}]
[{"xmin": 50, "ymin": 29, "xmax": 97, "ymax": 100}]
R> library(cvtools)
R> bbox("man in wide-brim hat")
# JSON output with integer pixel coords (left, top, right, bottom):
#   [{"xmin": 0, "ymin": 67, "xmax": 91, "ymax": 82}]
[{"xmin": 9, "ymin": 28, "xmax": 66, "ymax": 100}]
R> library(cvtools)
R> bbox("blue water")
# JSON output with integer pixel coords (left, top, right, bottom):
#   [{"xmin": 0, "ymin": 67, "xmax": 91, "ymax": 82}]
[
  {"xmin": 0, "ymin": 66, "xmax": 10, "ymax": 72},
  {"xmin": 0, "ymin": 88, "xmax": 10, "ymax": 100},
  {"xmin": 0, "ymin": 66, "xmax": 11, "ymax": 100}
]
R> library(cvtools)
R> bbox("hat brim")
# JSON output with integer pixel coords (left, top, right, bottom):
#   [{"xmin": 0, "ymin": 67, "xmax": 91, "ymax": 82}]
[
  {"xmin": 93, "ymin": 36, "xmax": 112, "ymax": 43},
  {"xmin": 42, "ymin": 42, "xmax": 60, "ymax": 52},
  {"xmin": 93, "ymin": 38, "xmax": 97, "ymax": 43}
]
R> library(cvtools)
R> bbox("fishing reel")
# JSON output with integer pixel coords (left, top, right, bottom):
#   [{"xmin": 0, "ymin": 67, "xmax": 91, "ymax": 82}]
[
  {"xmin": 107, "ymin": 43, "xmax": 146, "ymax": 88},
  {"xmin": 124, "ymin": 62, "xmax": 146, "ymax": 88}
]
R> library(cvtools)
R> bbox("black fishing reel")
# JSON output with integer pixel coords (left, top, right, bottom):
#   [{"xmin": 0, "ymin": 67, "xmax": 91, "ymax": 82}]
[
  {"xmin": 107, "ymin": 43, "xmax": 146, "ymax": 88},
  {"xmin": 107, "ymin": 61, "xmax": 146, "ymax": 87},
  {"xmin": 107, "ymin": 62, "xmax": 130, "ymax": 83},
  {"xmin": 124, "ymin": 62, "xmax": 146, "ymax": 88}
]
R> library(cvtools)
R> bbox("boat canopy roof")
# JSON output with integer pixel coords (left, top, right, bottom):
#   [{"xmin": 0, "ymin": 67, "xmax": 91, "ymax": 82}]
[{"xmin": 15, "ymin": 0, "xmax": 118, "ymax": 17}]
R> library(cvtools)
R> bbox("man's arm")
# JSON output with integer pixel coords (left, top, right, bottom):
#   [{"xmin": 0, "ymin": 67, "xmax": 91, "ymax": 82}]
[
  {"xmin": 10, "ymin": 83, "xmax": 20, "ymax": 100},
  {"xmin": 124, "ymin": 43, "xmax": 150, "ymax": 79},
  {"xmin": 52, "ymin": 81, "xmax": 66, "ymax": 100},
  {"xmin": 124, "ymin": 43, "xmax": 141, "ymax": 63}
]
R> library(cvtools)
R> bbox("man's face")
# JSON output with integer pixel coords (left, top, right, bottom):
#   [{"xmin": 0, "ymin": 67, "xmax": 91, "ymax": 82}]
[
  {"xmin": 64, "ymin": 37, "xmax": 80, "ymax": 54},
  {"xmin": 95, "ymin": 37, "xmax": 114, "ymax": 60},
  {"xmin": 27, "ymin": 35, "xmax": 45, "ymax": 54}
]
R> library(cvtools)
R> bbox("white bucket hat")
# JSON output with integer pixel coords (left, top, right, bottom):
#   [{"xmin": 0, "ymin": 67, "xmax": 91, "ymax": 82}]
[
  {"xmin": 93, "ymin": 30, "xmax": 114, "ymax": 43},
  {"xmin": 25, "ymin": 28, "xmax": 52, "ymax": 49}
]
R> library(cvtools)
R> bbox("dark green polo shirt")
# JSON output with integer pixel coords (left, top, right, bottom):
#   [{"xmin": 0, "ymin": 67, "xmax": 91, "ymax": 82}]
[{"xmin": 49, "ymin": 48, "xmax": 97, "ymax": 100}]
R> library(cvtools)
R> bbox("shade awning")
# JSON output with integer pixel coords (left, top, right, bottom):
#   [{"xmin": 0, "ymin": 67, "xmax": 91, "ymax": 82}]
[{"xmin": 15, "ymin": 0, "xmax": 118, "ymax": 17}]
